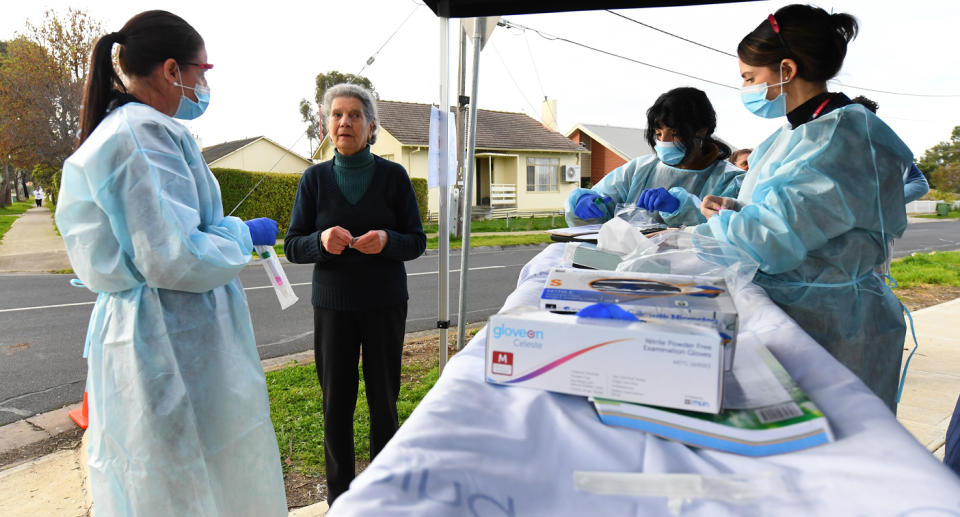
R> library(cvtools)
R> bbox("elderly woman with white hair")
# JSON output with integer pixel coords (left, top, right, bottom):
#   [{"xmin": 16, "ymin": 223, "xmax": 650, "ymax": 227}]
[{"xmin": 284, "ymin": 83, "xmax": 426, "ymax": 504}]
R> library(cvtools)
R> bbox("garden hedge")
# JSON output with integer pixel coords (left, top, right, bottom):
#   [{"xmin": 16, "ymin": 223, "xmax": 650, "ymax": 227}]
[
  {"xmin": 213, "ymin": 168, "xmax": 431, "ymax": 233},
  {"xmin": 211, "ymin": 168, "xmax": 300, "ymax": 235},
  {"xmin": 410, "ymin": 177, "xmax": 428, "ymax": 224}
]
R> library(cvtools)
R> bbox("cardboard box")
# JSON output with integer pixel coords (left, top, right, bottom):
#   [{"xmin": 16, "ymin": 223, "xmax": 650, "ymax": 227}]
[
  {"xmin": 539, "ymin": 267, "xmax": 738, "ymax": 371},
  {"xmin": 485, "ymin": 311, "xmax": 724, "ymax": 413}
]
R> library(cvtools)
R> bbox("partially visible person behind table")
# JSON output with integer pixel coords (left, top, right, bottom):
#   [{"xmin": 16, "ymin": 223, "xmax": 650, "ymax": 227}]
[
  {"xmin": 697, "ymin": 5, "xmax": 912, "ymax": 411},
  {"xmin": 55, "ymin": 10, "xmax": 287, "ymax": 516},
  {"xmin": 564, "ymin": 87, "xmax": 743, "ymax": 228},
  {"xmin": 729, "ymin": 148, "xmax": 753, "ymax": 171},
  {"xmin": 284, "ymin": 83, "xmax": 426, "ymax": 506}
]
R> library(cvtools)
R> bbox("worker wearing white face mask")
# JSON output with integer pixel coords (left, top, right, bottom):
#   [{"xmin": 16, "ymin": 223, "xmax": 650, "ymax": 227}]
[
  {"xmin": 55, "ymin": 10, "xmax": 287, "ymax": 516},
  {"xmin": 697, "ymin": 5, "xmax": 913, "ymax": 411},
  {"xmin": 564, "ymin": 87, "xmax": 743, "ymax": 227}
]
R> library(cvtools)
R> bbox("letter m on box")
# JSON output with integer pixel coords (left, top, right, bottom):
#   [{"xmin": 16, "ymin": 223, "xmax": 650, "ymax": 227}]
[{"xmin": 491, "ymin": 351, "xmax": 513, "ymax": 376}]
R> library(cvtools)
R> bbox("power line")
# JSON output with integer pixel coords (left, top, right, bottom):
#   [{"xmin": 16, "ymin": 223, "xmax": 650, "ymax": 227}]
[
  {"xmin": 604, "ymin": 10, "xmax": 960, "ymax": 98},
  {"xmin": 358, "ymin": 3, "xmax": 421, "ymax": 76},
  {"xmin": 605, "ymin": 10, "xmax": 736, "ymax": 58},
  {"xmin": 498, "ymin": 19, "xmax": 737, "ymax": 91},
  {"xmin": 490, "ymin": 40, "xmax": 541, "ymax": 118},
  {"xmin": 523, "ymin": 31, "xmax": 556, "ymax": 122},
  {"xmin": 829, "ymin": 80, "xmax": 960, "ymax": 99}
]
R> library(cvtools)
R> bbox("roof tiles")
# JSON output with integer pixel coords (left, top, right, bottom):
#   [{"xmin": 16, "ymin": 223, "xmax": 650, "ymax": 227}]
[{"xmin": 376, "ymin": 100, "xmax": 581, "ymax": 152}]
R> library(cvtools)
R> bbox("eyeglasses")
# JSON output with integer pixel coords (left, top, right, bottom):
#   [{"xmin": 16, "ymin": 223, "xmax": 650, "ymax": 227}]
[{"xmin": 182, "ymin": 62, "xmax": 214, "ymax": 70}]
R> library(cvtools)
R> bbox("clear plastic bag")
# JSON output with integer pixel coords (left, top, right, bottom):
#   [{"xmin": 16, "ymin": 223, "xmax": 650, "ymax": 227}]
[
  {"xmin": 613, "ymin": 203, "xmax": 667, "ymax": 234},
  {"xmin": 616, "ymin": 230, "xmax": 759, "ymax": 293}
]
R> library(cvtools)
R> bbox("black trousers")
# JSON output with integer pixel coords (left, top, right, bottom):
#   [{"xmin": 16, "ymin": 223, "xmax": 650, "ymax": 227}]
[{"xmin": 313, "ymin": 303, "xmax": 406, "ymax": 504}]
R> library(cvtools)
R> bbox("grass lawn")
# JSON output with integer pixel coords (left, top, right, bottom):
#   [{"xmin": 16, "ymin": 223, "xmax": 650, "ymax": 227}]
[
  {"xmin": 890, "ymin": 251, "xmax": 960, "ymax": 289},
  {"xmin": 423, "ymin": 215, "xmax": 567, "ymax": 234},
  {"xmin": 267, "ymin": 360, "xmax": 440, "ymax": 477},
  {"xmin": 0, "ymin": 201, "xmax": 35, "ymax": 243},
  {"xmin": 426, "ymin": 233, "xmax": 552, "ymax": 249},
  {"xmin": 914, "ymin": 210, "xmax": 960, "ymax": 219}
]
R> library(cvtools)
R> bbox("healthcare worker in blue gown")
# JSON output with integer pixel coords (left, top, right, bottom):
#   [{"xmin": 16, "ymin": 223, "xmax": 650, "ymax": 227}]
[
  {"xmin": 697, "ymin": 5, "xmax": 912, "ymax": 411},
  {"xmin": 564, "ymin": 87, "xmax": 743, "ymax": 228},
  {"xmin": 55, "ymin": 11, "xmax": 287, "ymax": 516}
]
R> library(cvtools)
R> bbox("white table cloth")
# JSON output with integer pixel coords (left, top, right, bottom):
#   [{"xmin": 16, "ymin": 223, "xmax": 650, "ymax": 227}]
[{"xmin": 329, "ymin": 244, "xmax": 960, "ymax": 516}]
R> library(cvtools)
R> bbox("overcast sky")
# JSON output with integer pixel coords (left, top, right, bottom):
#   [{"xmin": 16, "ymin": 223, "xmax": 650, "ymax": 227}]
[{"xmin": 3, "ymin": 1, "xmax": 958, "ymax": 163}]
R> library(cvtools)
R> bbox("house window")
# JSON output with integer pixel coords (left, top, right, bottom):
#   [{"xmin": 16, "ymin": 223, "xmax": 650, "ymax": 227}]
[{"xmin": 526, "ymin": 157, "xmax": 559, "ymax": 192}]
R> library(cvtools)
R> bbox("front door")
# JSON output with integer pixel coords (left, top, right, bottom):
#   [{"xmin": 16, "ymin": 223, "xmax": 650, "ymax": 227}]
[{"xmin": 476, "ymin": 157, "xmax": 491, "ymax": 206}]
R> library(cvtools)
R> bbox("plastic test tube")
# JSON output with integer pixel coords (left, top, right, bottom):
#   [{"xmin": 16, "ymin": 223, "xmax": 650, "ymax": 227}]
[{"xmin": 254, "ymin": 245, "xmax": 299, "ymax": 310}]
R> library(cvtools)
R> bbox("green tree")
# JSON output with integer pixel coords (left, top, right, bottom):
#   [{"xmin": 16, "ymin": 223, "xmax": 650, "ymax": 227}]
[
  {"xmin": 299, "ymin": 71, "xmax": 376, "ymax": 156},
  {"xmin": 0, "ymin": 38, "xmax": 61, "ymax": 207},
  {"xmin": 0, "ymin": 10, "xmax": 101, "ymax": 207},
  {"xmin": 917, "ymin": 126, "xmax": 960, "ymax": 177},
  {"xmin": 32, "ymin": 163, "xmax": 61, "ymax": 205},
  {"xmin": 931, "ymin": 163, "xmax": 960, "ymax": 194},
  {"xmin": 24, "ymin": 8, "xmax": 103, "ymax": 164}
]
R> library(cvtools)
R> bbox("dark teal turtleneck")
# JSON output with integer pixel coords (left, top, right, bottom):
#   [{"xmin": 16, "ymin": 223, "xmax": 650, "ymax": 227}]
[{"xmin": 333, "ymin": 145, "xmax": 376, "ymax": 204}]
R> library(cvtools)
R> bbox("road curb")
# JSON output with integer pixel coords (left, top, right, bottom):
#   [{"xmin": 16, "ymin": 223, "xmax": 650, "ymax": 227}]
[{"xmin": 0, "ymin": 404, "xmax": 81, "ymax": 466}]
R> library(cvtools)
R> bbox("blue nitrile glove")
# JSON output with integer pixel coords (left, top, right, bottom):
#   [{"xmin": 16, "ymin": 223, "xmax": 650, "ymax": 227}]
[
  {"xmin": 576, "ymin": 303, "xmax": 639, "ymax": 321},
  {"xmin": 245, "ymin": 217, "xmax": 278, "ymax": 246},
  {"xmin": 637, "ymin": 187, "xmax": 680, "ymax": 213},
  {"xmin": 574, "ymin": 193, "xmax": 611, "ymax": 220}
]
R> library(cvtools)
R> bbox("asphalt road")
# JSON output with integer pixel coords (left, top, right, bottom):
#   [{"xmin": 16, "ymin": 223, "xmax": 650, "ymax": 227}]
[
  {"xmin": 0, "ymin": 246, "xmax": 545, "ymax": 426},
  {"xmin": 1, "ymin": 219, "xmax": 959, "ymax": 426}
]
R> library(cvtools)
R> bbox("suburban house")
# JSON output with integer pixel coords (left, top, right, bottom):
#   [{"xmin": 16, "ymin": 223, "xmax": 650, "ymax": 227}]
[
  {"xmin": 314, "ymin": 100, "xmax": 586, "ymax": 217},
  {"xmin": 202, "ymin": 136, "xmax": 313, "ymax": 174},
  {"xmin": 566, "ymin": 124, "xmax": 653, "ymax": 187}
]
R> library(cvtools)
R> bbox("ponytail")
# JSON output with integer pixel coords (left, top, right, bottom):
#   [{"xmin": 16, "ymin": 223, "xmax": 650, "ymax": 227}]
[{"xmin": 78, "ymin": 32, "xmax": 126, "ymax": 147}]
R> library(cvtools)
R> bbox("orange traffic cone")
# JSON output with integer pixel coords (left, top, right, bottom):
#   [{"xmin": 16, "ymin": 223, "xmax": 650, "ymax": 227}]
[{"xmin": 69, "ymin": 391, "xmax": 89, "ymax": 429}]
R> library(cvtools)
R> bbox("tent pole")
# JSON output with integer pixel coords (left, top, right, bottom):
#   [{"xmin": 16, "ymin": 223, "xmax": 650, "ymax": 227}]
[
  {"xmin": 437, "ymin": 16, "xmax": 450, "ymax": 373},
  {"xmin": 457, "ymin": 18, "xmax": 484, "ymax": 351}
]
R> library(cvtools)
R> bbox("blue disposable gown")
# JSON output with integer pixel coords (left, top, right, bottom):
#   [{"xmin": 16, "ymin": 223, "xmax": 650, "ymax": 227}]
[
  {"xmin": 564, "ymin": 154, "xmax": 743, "ymax": 227},
  {"xmin": 903, "ymin": 163, "xmax": 930, "ymax": 204},
  {"xmin": 55, "ymin": 103, "xmax": 287, "ymax": 516},
  {"xmin": 694, "ymin": 104, "xmax": 911, "ymax": 410}
]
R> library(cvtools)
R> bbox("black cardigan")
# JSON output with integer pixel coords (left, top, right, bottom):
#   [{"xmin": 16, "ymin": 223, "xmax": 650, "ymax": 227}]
[{"xmin": 284, "ymin": 156, "xmax": 426, "ymax": 310}]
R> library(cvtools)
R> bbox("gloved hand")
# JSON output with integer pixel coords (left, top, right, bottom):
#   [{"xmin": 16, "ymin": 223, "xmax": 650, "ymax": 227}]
[
  {"xmin": 245, "ymin": 217, "xmax": 278, "ymax": 246},
  {"xmin": 574, "ymin": 193, "xmax": 611, "ymax": 220},
  {"xmin": 576, "ymin": 303, "xmax": 639, "ymax": 321},
  {"xmin": 637, "ymin": 187, "xmax": 680, "ymax": 213}
]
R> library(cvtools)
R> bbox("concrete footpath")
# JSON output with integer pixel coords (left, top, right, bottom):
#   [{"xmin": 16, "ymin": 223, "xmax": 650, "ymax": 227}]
[
  {"xmin": 0, "ymin": 206, "xmax": 71, "ymax": 273},
  {"xmin": 1, "ymin": 207, "xmax": 958, "ymax": 515}
]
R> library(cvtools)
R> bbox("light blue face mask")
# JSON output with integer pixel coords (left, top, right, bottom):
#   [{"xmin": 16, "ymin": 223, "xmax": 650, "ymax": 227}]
[
  {"xmin": 654, "ymin": 141, "xmax": 686, "ymax": 166},
  {"xmin": 741, "ymin": 65, "xmax": 790, "ymax": 119},
  {"xmin": 173, "ymin": 65, "xmax": 210, "ymax": 120}
]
